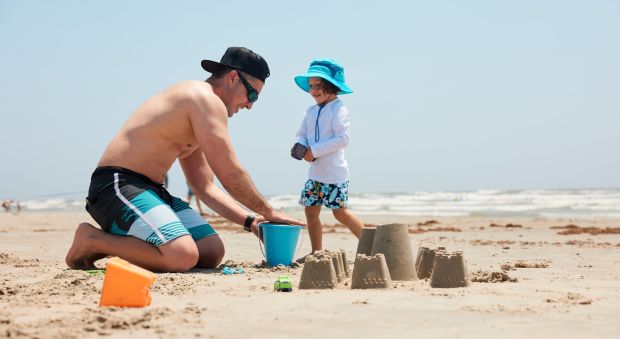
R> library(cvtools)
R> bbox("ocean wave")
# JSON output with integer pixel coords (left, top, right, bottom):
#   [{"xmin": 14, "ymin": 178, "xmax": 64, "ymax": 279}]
[{"xmin": 10, "ymin": 189, "xmax": 620, "ymax": 218}]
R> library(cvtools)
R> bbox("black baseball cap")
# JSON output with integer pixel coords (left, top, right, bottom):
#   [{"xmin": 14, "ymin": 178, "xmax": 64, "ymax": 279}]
[{"xmin": 201, "ymin": 47, "xmax": 270, "ymax": 82}]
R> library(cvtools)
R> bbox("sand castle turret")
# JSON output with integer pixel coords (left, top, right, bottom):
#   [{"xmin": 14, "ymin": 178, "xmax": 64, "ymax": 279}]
[
  {"xmin": 430, "ymin": 251, "xmax": 470, "ymax": 288},
  {"xmin": 415, "ymin": 246, "xmax": 446, "ymax": 279},
  {"xmin": 356, "ymin": 227, "xmax": 376, "ymax": 255},
  {"xmin": 326, "ymin": 250, "xmax": 346, "ymax": 283},
  {"xmin": 340, "ymin": 249, "xmax": 351, "ymax": 277},
  {"xmin": 299, "ymin": 253, "xmax": 338, "ymax": 289},
  {"xmin": 351, "ymin": 254, "xmax": 392, "ymax": 289},
  {"xmin": 370, "ymin": 223, "xmax": 417, "ymax": 281}
]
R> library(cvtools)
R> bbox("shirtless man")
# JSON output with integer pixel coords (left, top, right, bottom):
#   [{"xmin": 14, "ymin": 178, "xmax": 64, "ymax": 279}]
[{"xmin": 65, "ymin": 47, "xmax": 303, "ymax": 272}]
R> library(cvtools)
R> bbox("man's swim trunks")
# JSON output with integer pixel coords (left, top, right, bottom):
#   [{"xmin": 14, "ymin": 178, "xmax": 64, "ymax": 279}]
[
  {"xmin": 86, "ymin": 166, "xmax": 216, "ymax": 247},
  {"xmin": 299, "ymin": 179, "xmax": 349, "ymax": 209}
]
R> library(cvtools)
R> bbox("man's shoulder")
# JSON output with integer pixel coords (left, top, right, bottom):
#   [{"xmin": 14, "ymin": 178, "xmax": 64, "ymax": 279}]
[{"xmin": 169, "ymin": 80, "xmax": 213, "ymax": 98}]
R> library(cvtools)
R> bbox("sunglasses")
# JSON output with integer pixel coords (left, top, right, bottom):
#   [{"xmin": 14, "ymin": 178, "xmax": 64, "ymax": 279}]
[{"xmin": 236, "ymin": 70, "xmax": 259, "ymax": 103}]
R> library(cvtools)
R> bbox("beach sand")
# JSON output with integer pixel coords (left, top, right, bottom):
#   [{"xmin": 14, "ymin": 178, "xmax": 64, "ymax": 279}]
[{"xmin": 1, "ymin": 211, "xmax": 620, "ymax": 338}]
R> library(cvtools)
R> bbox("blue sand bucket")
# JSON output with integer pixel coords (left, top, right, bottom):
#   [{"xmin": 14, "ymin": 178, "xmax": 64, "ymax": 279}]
[{"xmin": 259, "ymin": 223, "xmax": 303, "ymax": 266}]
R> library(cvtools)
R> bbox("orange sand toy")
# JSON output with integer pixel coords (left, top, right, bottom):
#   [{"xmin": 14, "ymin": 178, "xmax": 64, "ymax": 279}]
[{"xmin": 99, "ymin": 257, "xmax": 156, "ymax": 307}]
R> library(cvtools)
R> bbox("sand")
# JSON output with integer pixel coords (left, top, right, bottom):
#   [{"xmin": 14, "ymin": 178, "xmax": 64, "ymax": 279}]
[{"xmin": 1, "ymin": 211, "xmax": 620, "ymax": 338}]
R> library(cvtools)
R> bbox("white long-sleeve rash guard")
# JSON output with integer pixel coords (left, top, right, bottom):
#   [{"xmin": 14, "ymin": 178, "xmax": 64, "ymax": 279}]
[{"xmin": 295, "ymin": 98, "xmax": 351, "ymax": 184}]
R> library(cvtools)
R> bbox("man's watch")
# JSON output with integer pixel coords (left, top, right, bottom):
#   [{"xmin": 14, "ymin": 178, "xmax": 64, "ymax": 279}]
[{"xmin": 243, "ymin": 214, "xmax": 256, "ymax": 232}]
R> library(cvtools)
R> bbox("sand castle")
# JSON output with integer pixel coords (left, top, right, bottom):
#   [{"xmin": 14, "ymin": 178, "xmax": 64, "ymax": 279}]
[
  {"xmin": 356, "ymin": 227, "xmax": 376, "ymax": 256},
  {"xmin": 351, "ymin": 253, "xmax": 392, "ymax": 289},
  {"xmin": 430, "ymin": 251, "xmax": 470, "ymax": 288},
  {"xmin": 370, "ymin": 223, "xmax": 417, "ymax": 281},
  {"xmin": 299, "ymin": 250, "xmax": 353, "ymax": 289},
  {"xmin": 415, "ymin": 246, "xmax": 446, "ymax": 279},
  {"xmin": 298, "ymin": 252, "xmax": 339, "ymax": 289}
]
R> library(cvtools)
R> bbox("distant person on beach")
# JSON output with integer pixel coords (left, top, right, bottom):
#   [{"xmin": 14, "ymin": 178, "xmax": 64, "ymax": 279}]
[
  {"xmin": 66, "ymin": 47, "xmax": 303, "ymax": 272},
  {"xmin": 186, "ymin": 183, "xmax": 206, "ymax": 216},
  {"xmin": 2, "ymin": 200, "xmax": 11, "ymax": 213},
  {"xmin": 291, "ymin": 59, "xmax": 364, "ymax": 252}
]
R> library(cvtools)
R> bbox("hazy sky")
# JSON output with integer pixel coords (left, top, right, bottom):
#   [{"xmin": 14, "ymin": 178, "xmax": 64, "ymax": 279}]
[{"xmin": 1, "ymin": 0, "xmax": 619, "ymax": 200}]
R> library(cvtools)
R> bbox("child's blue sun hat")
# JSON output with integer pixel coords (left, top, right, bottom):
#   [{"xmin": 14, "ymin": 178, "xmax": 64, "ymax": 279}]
[{"xmin": 295, "ymin": 59, "xmax": 353, "ymax": 94}]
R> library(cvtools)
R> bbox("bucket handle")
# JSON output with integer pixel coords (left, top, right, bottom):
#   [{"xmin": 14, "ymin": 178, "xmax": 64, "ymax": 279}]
[{"xmin": 258, "ymin": 222, "xmax": 305, "ymax": 265}]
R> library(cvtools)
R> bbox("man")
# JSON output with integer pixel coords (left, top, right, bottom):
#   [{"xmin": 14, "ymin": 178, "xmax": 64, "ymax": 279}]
[{"xmin": 65, "ymin": 47, "xmax": 303, "ymax": 272}]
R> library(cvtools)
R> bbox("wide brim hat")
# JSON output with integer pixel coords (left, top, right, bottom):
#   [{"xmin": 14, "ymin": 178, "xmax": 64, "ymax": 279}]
[
  {"xmin": 201, "ymin": 47, "xmax": 270, "ymax": 82},
  {"xmin": 294, "ymin": 58, "xmax": 353, "ymax": 95}
]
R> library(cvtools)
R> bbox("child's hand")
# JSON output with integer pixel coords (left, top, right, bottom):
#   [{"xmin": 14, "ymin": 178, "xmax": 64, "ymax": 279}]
[{"xmin": 304, "ymin": 148, "xmax": 315, "ymax": 162}]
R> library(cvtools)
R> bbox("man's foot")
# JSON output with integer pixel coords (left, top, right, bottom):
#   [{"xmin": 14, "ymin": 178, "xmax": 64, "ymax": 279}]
[{"xmin": 65, "ymin": 223, "xmax": 107, "ymax": 270}]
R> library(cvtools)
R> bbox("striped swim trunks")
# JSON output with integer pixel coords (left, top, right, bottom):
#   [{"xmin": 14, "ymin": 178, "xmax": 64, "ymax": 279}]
[{"xmin": 85, "ymin": 166, "xmax": 216, "ymax": 247}]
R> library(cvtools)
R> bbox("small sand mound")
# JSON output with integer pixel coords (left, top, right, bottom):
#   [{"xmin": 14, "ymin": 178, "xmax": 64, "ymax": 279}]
[
  {"xmin": 545, "ymin": 292, "xmax": 592, "ymax": 305},
  {"xmin": 514, "ymin": 260, "xmax": 550, "ymax": 268},
  {"xmin": 0, "ymin": 252, "xmax": 40, "ymax": 267},
  {"xmin": 470, "ymin": 270, "xmax": 517, "ymax": 283},
  {"xmin": 502, "ymin": 260, "xmax": 551, "ymax": 270}
]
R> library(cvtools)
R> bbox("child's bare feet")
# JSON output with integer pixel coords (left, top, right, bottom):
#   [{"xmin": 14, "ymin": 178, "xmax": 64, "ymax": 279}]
[{"xmin": 65, "ymin": 223, "xmax": 107, "ymax": 270}]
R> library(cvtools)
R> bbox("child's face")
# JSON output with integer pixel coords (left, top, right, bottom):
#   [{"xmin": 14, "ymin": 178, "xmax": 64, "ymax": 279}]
[{"xmin": 308, "ymin": 78, "xmax": 336, "ymax": 105}]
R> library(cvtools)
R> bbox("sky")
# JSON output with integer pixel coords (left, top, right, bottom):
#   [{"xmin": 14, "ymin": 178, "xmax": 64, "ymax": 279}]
[{"xmin": 0, "ymin": 0, "xmax": 619, "ymax": 200}]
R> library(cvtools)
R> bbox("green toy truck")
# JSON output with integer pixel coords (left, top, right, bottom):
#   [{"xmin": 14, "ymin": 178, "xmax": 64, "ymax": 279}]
[{"xmin": 273, "ymin": 275, "xmax": 293, "ymax": 292}]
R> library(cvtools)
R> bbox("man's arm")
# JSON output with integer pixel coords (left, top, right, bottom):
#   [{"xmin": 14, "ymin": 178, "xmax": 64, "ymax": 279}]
[
  {"xmin": 188, "ymin": 88, "xmax": 302, "ymax": 226},
  {"xmin": 189, "ymin": 91, "xmax": 274, "ymax": 216},
  {"xmin": 179, "ymin": 148, "xmax": 250, "ymax": 226}
]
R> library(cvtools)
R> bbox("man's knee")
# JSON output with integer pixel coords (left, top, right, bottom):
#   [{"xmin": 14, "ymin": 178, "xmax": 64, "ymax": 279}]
[
  {"xmin": 160, "ymin": 237, "xmax": 199, "ymax": 272},
  {"xmin": 196, "ymin": 235, "xmax": 225, "ymax": 269}
]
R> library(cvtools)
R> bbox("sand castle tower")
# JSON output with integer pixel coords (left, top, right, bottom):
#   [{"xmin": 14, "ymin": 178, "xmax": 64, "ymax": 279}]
[
  {"xmin": 415, "ymin": 246, "xmax": 446, "ymax": 279},
  {"xmin": 340, "ymin": 249, "xmax": 351, "ymax": 277},
  {"xmin": 370, "ymin": 223, "xmax": 417, "ymax": 281},
  {"xmin": 326, "ymin": 250, "xmax": 346, "ymax": 283},
  {"xmin": 351, "ymin": 254, "xmax": 392, "ymax": 289},
  {"xmin": 430, "ymin": 251, "xmax": 470, "ymax": 288},
  {"xmin": 299, "ymin": 253, "xmax": 338, "ymax": 289},
  {"xmin": 356, "ymin": 227, "xmax": 376, "ymax": 255}
]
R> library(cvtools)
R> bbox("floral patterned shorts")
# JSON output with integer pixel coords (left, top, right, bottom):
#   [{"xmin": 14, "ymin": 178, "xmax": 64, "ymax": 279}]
[{"xmin": 299, "ymin": 179, "xmax": 349, "ymax": 209}]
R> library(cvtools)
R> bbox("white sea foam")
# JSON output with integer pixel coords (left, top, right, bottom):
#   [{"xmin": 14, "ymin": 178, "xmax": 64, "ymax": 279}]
[{"xmin": 11, "ymin": 189, "xmax": 620, "ymax": 218}]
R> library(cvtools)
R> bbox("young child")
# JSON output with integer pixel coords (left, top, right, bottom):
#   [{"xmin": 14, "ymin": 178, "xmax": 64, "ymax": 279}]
[{"xmin": 292, "ymin": 59, "xmax": 364, "ymax": 252}]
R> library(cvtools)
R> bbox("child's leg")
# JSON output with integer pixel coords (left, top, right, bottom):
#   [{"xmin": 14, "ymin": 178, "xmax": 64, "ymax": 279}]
[
  {"xmin": 332, "ymin": 207, "xmax": 363, "ymax": 239},
  {"xmin": 305, "ymin": 205, "xmax": 323, "ymax": 251}
]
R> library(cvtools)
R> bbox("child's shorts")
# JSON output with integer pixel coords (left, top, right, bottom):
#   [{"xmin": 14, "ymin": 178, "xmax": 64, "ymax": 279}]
[
  {"xmin": 299, "ymin": 179, "xmax": 349, "ymax": 209},
  {"xmin": 86, "ymin": 166, "xmax": 217, "ymax": 247}
]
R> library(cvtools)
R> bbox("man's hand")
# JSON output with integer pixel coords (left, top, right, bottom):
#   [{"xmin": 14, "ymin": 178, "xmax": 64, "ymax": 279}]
[
  {"xmin": 250, "ymin": 213, "xmax": 305, "ymax": 240},
  {"xmin": 250, "ymin": 215, "xmax": 266, "ymax": 239},
  {"xmin": 263, "ymin": 211, "xmax": 306, "ymax": 227},
  {"xmin": 303, "ymin": 147, "xmax": 315, "ymax": 162}
]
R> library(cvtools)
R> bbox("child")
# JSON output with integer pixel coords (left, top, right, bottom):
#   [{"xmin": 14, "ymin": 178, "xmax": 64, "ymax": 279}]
[{"xmin": 292, "ymin": 59, "xmax": 364, "ymax": 252}]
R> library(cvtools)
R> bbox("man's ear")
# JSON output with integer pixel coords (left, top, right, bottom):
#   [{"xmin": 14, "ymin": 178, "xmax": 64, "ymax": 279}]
[{"xmin": 228, "ymin": 69, "xmax": 238, "ymax": 85}]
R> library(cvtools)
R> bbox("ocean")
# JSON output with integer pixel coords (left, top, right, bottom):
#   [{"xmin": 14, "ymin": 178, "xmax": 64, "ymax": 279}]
[{"xmin": 11, "ymin": 189, "xmax": 620, "ymax": 219}]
